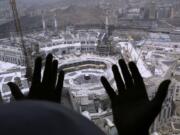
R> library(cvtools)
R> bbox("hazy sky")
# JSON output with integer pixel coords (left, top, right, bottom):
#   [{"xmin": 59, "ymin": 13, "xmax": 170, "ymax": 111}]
[{"xmin": 0, "ymin": 0, "xmax": 174, "ymax": 9}]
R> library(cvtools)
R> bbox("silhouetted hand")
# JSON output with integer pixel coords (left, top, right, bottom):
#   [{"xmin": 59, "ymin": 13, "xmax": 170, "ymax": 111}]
[
  {"xmin": 8, "ymin": 54, "xmax": 64, "ymax": 103},
  {"xmin": 101, "ymin": 59, "xmax": 171, "ymax": 135}
]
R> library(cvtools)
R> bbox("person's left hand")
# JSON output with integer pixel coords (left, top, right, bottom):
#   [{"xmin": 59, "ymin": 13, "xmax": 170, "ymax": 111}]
[{"xmin": 8, "ymin": 54, "xmax": 64, "ymax": 103}]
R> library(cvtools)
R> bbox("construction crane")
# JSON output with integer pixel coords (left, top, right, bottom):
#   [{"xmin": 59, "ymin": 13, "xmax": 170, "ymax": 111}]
[{"xmin": 9, "ymin": 0, "xmax": 32, "ymax": 82}]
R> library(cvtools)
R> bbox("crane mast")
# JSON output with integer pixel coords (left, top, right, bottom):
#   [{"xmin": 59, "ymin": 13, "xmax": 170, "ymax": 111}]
[{"xmin": 9, "ymin": 0, "xmax": 32, "ymax": 81}]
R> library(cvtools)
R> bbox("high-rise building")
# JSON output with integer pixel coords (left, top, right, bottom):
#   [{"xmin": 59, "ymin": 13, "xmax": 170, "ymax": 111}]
[{"xmin": 149, "ymin": 1, "xmax": 157, "ymax": 20}]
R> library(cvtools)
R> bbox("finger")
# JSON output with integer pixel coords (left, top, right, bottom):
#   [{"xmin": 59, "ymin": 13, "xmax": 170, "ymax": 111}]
[
  {"xmin": 119, "ymin": 59, "xmax": 133, "ymax": 89},
  {"xmin": 7, "ymin": 82, "xmax": 24, "ymax": 100},
  {"xmin": 152, "ymin": 80, "xmax": 171, "ymax": 107},
  {"xmin": 55, "ymin": 70, "xmax": 65, "ymax": 103},
  {"xmin": 101, "ymin": 76, "xmax": 116, "ymax": 101},
  {"xmin": 42, "ymin": 54, "xmax": 53, "ymax": 85},
  {"xmin": 52, "ymin": 60, "xmax": 58, "ymax": 87},
  {"xmin": 32, "ymin": 57, "xmax": 42, "ymax": 85},
  {"xmin": 128, "ymin": 62, "xmax": 148, "ymax": 99},
  {"xmin": 112, "ymin": 65, "xmax": 125, "ymax": 93}
]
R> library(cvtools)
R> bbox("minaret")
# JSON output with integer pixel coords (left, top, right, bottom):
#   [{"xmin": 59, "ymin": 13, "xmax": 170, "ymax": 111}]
[
  {"xmin": 170, "ymin": 7, "xmax": 175, "ymax": 19},
  {"xmin": 105, "ymin": 14, "xmax": 109, "ymax": 35},
  {"xmin": 42, "ymin": 13, "xmax": 46, "ymax": 31},
  {"xmin": 105, "ymin": 15, "xmax": 109, "ymax": 33},
  {"xmin": 54, "ymin": 13, "xmax": 58, "ymax": 31},
  {"xmin": 10, "ymin": 32, "xmax": 15, "ymax": 42}
]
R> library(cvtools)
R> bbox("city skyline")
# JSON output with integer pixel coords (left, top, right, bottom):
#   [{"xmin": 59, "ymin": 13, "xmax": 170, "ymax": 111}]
[{"xmin": 0, "ymin": 0, "xmax": 180, "ymax": 134}]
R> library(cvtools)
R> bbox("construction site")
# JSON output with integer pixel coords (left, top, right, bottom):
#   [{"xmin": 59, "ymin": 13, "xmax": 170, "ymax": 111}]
[{"xmin": 0, "ymin": 0, "xmax": 180, "ymax": 135}]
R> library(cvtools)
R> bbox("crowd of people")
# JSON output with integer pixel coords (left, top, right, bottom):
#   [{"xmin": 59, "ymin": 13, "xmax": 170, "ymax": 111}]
[{"xmin": 2, "ymin": 54, "xmax": 170, "ymax": 135}]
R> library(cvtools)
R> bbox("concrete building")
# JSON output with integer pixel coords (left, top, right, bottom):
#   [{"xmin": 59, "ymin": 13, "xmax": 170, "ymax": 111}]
[
  {"xmin": 0, "ymin": 43, "xmax": 25, "ymax": 65},
  {"xmin": 0, "ymin": 70, "xmax": 29, "ymax": 102},
  {"xmin": 156, "ymin": 6, "xmax": 173, "ymax": 19}
]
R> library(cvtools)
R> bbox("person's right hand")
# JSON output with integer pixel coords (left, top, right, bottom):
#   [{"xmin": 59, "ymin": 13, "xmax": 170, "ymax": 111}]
[
  {"xmin": 8, "ymin": 54, "xmax": 64, "ymax": 103},
  {"xmin": 101, "ymin": 59, "xmax": 171, "ymax": 135}
]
